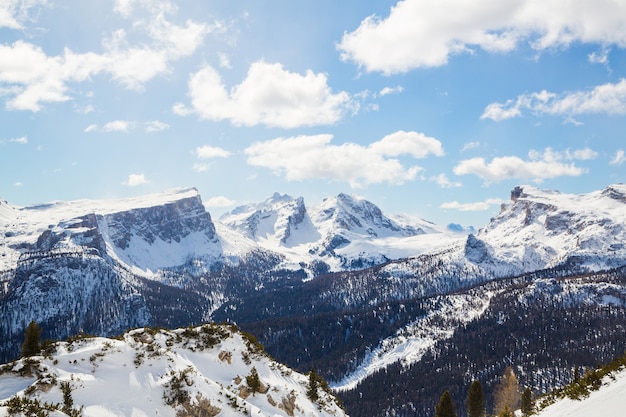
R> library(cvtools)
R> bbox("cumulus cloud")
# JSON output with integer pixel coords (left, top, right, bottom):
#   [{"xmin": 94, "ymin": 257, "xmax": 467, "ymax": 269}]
[
  {"xmin": 244, "ymin": 131, "xmax": 443, "ymax": 188},
  {"xmin": 123, "ymin": 173, "xmax": 149, "ymax": 186},
  {"xmin": 0, "ymin": 2, "xmax": 212, "ymax": 111},
  {"xmin": 481, "ymin": 79, "xmax": 626, "ymax": 121},
  {"xmin": 102, "ymin": 120, "xmax": 133, "ymax": 132},
  {"xmin": 440, "ymin": 198, "xmax": 503, "ymax": 212},
  {"xmin": 173, "ymin": 61, "xmax": 355, "ymax": 128},
  {"xmin": 610, "ymin": 149, "xmax": 626, "ymax": 166},
  {"xmin": 338, "ymin": 0, "xmax": 626, "ymax": 74},
  {"xmin": 454, "ymin": 147, "xmax": 593, "ymax": 183},
  {"xmin": 195, "ymin": 145, "xmax": 231, "ymax": 159},
  {"xmin": 204, "ymin": 196, "xmax": 236, "ymax": 208}
]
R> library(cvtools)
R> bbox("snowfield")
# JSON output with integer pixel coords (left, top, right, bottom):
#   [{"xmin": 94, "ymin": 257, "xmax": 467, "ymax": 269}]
[{"xmin": 0, "ymin": 325, "xmax": 347, "ymax": 417}]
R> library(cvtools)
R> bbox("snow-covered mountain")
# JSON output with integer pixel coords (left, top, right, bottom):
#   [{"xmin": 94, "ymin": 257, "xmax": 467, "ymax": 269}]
[
  {"xmin": 0, "ymin": 325, "xmax": 347, "ymax": 417},
  {"xmin": 0, "ymin": 188, "xmax": 222, "ymax": 278},
  {"xmin": 475, "ymin": 184, "xmax": 626, "ymax": 271},
  {"xmin": 220, "ymin": 192, "xmax": 451, "ymax": 270}
]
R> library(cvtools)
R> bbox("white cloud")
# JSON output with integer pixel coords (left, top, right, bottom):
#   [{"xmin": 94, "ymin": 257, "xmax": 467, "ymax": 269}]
[
  {"xmin": 0, "ymin": 3, "xmax": 212, "ymax": 111},
  {"xmin": 0, "ymin": 0, "xmax": 47, "ymax": 30},
  {"xmin": 440, "ymin": 198, "xmax": 503, "ymax": 212},
  {"xmin": 174, "ymin": 61, "xmax": 355, "ymax": 128},
  {"xmin": 11, "ymin": 136, "xmax": 27, "ymax": 144},
  {"xmin": 454, "ymin": 147, "xmax": 591, "ymax": 183},
  {"xmin": 481, "ymin": 79, "xmax": 626, "ymax": 121},
  {"xmin": 429, "ymin": 173, "xmax": 462, "ymax": 188},
  {"xmin": 461, "ymin": 141, "xmax": 480, "ymax": 152},
  {"xmin": 217, "ymin": 52, "xmax": 231, "ymax": 69},
  {"xmin": 204, "ymin": 196, "xmax": 235, "ymax": 208},
  {"xmin": 123, "ymin": 173, "xmax": 149, "ymax": 186},
  {"xmin": 13, "ymin": 181, "xmax": 23, "ymax": 187},
  {"xmin": 192, "ymin": 163, "xmax": 209, "ymax": 173},
  {"xmin": 588, "ymin": 47, "xmax": 610, "ymax": 66},
  {"xmin": 195, "ymin": 145, "xmax": 231, "ymax": 159},
  {"xmin": 610, "ymin": 149, "xmax": 626, "ymax": 166},
  {"xmin": 379, "ymin": 86, "xmax": 404, "ymax": 96},
  {"xmin": 102, "ymin": 120, "xmax": 133, "ymax": 132},
  {"xmin": 369, "ymin": 130, "xmax": 444, "ymax": 158},
  {"xmin": 338, "ymin": 0, "xmax": 626, "ymax": 74},
  {"xmin": 85, "ymin": 120, "xmax": 169, "ymax": 133},
  {"xmin": 144, "ymin": 120, "xmax": 169, "ymax": 132},
  {"xmin": 244, "ymin": 131, "xmax": 443, "ymax": 188}
]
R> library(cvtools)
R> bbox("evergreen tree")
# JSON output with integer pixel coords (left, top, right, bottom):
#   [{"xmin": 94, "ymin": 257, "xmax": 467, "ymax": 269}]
[
  {"xmin": 494, "ymin": 366, "xmax": 521, "ymax": 415},
  {"xmin": 466, "ymin": 380, "xmax": 485, "ymax": 417},
  {"xmin": 246, "ymin": 367, "xmax": 261, "ymax": 395},
  {"xmin": 20, "ymin": 321, "xmax": 42, "ymax": 358},
  {"xmin": 434, "ymin": 390, "xmax": 457, "ymax": 417},
  {"xmin": 307, "ymin": 367, "xmax": 320, "ymax": 402},
  {"xmin": 520, "ymin": 387, "xmax": 533, "ymax": 417},
  {"xmin": 61, "ymin": 381, "xmax": 74, "ymax": 414}
]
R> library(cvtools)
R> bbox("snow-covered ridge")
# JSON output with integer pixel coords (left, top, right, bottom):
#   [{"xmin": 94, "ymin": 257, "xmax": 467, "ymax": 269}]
[
  {"xmin": 474, "ymin": 183, "xmax": 626, "ymax": 271},
  {"xmin": 1, "ymin": 188, "xmax": 455, "ymax": 276},
  {"xmin": 0, "ymin": 187, "xmax": 220, "ymax": 276},
  {"xmin": 220, "ymin": 191, "xmax": 453, "ymax": 272},
  {"xmin": 0, "ymin": 324, "xmax": 347, "ymax": 417}
]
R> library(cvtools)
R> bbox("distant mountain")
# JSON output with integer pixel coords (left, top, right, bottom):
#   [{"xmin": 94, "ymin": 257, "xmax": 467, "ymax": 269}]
[
  {"xmin": 220, "ymin": 191, "xmax": 448, "ymax": 271},
  {"xmin": 0, "ymin": 324, "xmax": 346, "ymax": 417}
]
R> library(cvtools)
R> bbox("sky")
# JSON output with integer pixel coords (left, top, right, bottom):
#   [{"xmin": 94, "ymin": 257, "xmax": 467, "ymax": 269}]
[{"xmin": 1, "ymin": 0, "xmax": 625, "ymax": 228}]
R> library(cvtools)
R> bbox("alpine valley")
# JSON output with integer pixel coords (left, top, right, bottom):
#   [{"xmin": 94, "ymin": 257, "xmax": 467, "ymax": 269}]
[{"xmin": 1, "ymin": 184, "xmax": 626, "ymax": 416}]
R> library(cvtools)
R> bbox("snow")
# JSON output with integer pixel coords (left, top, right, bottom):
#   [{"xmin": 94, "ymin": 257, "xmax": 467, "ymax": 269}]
[
  {"xmin": 0, "ymin": 326, "xmax": 347, "ymax": 417},
  {"xmin": 533, "ymin": 368, "xmax": 626, "ymax": 417}
]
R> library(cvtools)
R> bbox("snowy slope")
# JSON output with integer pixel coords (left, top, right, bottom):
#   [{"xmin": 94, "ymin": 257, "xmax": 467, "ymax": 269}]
[
  {"xmin": 533, "ymin": 368, "xmax": 626, "ymax": 417},
  {"xmin": 0, "ymin": 325, "xmax": 347, "ymax": 417}
]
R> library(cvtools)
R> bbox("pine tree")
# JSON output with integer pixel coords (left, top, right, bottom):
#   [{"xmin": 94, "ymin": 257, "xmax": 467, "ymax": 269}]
[
  {"xmin": 61, "ymin": 381, "xmax": 74, "ymax": 414},
  {"xmin": 435, "ymin": 390, "xmax": 457, "ymax": 417},
  {"xmin": 246, "ymin": 367, "xmax": 261, "ymax": 396},
  {"xmin": 20, "ymin": 321, "xmax": 42, "ymax": 358},
  {"xmin": 466, "ymin": 380, "xmax": 485, "ymax": 417},
  {"xmin": 307, "ymin": 367, "xmax": 320, "ymax": 402},
  {"xmin": 494, "ymin": 366, "xmax": 521, "ymax": 415},
  {"xmin": 520, "ymin": 387, "xmax": 533, "ymax": 417}
]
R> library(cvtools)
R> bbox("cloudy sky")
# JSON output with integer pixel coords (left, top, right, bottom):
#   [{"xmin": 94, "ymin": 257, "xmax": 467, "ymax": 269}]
[{"xmin": 1, "ymin": 0, "xmax": 625, "ymax": 228}]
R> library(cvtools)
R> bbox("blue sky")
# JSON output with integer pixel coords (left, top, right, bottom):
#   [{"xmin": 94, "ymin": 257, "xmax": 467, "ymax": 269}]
[{"xmin": 1, "ymin": 0, "xmax": 625, "ymax": 228}]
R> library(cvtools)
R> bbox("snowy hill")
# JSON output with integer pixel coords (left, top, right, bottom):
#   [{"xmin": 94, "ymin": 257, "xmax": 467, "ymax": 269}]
[
  {"xmin": 0, "ymin": 325, "xmax": 347, "ymax": 417},
  {"xmin": 534, "ymin": 367, "xmax": 626, "ymax": 417}
]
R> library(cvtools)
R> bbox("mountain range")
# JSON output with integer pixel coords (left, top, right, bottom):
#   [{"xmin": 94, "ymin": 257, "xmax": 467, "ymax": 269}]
[{"xmin": 1, "ymin": 183, "xmax": 625, "ymax": 416}]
